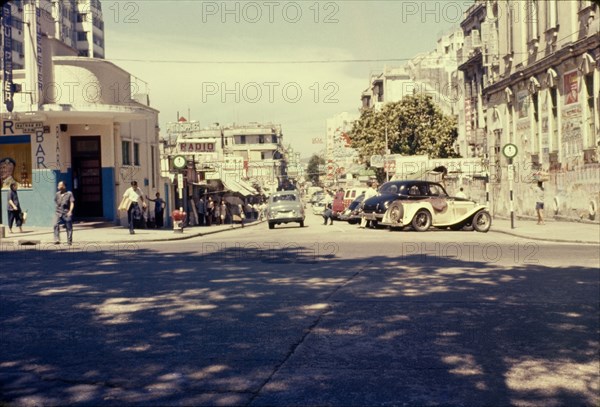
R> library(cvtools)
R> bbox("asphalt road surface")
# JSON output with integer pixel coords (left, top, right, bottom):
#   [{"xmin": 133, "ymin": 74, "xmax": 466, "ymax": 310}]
[{"xmin": 1, "ymin": 211, "xmax": 598, "ymax": 406}]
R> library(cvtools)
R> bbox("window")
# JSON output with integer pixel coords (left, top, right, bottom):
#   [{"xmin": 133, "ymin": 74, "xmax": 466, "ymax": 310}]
[
  {"xmin": 428, "ymin": 184, "xmax": 446, "ymax": 197},
  {"xmin": 259, "ymin": 135, "xmax": 265, "ymax": 144},
  {"xmin": 506, "ymin": 1, "xmax": 514, "ymax": 54},
  {"xmin": 272, "ymin": 134, "xmax": 277, "ymax": 143},
  {"xmin": 122, "ymin": 141, "xmax": 131, "ymax": 165},
  {"xmin": 77, "ymin": 31, "xmax": 87, "ymax": 41},
  {"xmin": 527, "ymin": 0, "xmax": 539, "ymax": 41},
  {"xmin": 550, "ymin": 87, "xmax": 558, "ymax": 118},
  {"xmin": 77, "ymin": 13, "xmax": 86, "ymax": 22},
  {"xmin": 133, "ymin": 143, "xmax": 140, "ymax": 166},
  {"xmin": 240, "ymin": 135, "xmax": 246, "ymax": 144},
  {"xmin": 545, "ymin": 0, "xmax": 557, "ymax": 29}
]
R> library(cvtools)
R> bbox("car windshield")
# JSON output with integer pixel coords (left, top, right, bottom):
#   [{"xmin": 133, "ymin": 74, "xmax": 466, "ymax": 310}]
[{"xmin": 272, "ymin": 194, "xmax": 297, "ymax": 203}]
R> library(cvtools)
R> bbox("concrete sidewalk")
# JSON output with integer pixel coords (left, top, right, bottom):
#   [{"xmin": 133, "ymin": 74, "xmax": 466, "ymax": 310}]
[
  {"xmin": 0, "ymin": 219, "xmax": 264, "ymax": 245},
  {"xmin": 491, "ymin": 217, "xmax": 599, "ymax": 245},
  {"xmin": 1, "ymin": 217, "xmax": 597, "ymax": 246}
]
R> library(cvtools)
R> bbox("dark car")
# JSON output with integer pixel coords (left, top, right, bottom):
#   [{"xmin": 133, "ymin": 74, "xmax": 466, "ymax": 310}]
[
  {"xmin": 361, "ymin": 180, "xmax": 444, "ymax": 225},
  {"xmin": 339, "ymin": 193, "xmax": 365, "ymax": 224}
]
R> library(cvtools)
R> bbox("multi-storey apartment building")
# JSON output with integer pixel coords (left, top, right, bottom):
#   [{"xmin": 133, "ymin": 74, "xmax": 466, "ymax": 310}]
[
  {"xmin": 223, "ymin": 123, "xmax": 286, "ymax": 194},
  {"xmin": 479, "ymin": 0, "xmax": 599, "ymax": 218},
  {"xmin": 1, "ymin": 0, "xmax": 159, "ymax": 227}
]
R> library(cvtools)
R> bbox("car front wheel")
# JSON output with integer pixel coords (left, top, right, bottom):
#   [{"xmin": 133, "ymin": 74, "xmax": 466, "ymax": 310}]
[
  {"xmin": 411, "ymin": 209, "xmax": 432, "ymax": 232},
  {"xmin": 473, "ymin": 211, "xmax": 492, "ymax": 233}
]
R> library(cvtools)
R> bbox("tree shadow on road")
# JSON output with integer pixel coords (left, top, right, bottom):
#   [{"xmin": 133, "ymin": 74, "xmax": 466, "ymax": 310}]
[{"xmin": 0, "ymin": 243, "xmax": 598, "ymax": 406}]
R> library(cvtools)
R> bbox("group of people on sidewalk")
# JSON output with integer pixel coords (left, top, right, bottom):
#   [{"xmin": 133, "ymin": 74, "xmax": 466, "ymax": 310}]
[
  {"xmin": 120, "ymin": 181, "xmax": 165, "ymax": 234},
  {"xmin": 195, "ymin": 196, "xmax": 261, "ymax": 228}
]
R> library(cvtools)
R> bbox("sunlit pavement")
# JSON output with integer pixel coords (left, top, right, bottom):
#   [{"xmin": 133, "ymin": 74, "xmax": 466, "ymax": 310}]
[{"xmin": 1, "ymin": 212, "xmax": 598, "ymax": 406}]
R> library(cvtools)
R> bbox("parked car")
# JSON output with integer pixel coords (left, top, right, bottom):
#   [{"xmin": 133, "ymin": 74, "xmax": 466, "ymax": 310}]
[
  {"xmin": 267, "ymin": 190, "xmax": 305, "ymax": 229},
  {"xmin": 339, "ymin": 193, "xmax": 365, "ymax": 224},
  {"xmin": 312, "ymin": 198, "xmax": 327, "ymax": 215},
  {"xmin": 375, "ymin": 181, "xmax": 491, "ymax": 232},
  {"xmin": 309, "ymin": 191, "xmax": 325, "ymax": 204}
]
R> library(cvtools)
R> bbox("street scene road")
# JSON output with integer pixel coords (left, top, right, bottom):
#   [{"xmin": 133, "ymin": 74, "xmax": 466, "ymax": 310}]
[{"xmin": 1, "ymin": 211, "xmax": 598, "ymax": 406}]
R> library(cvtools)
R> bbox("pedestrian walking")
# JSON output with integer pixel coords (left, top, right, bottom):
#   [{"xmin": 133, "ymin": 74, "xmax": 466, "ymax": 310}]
[
  {"xmin": 122, "ymin": 181, "xmax": 146, "ymax": 234},
  {"xmin": 323, "ymin": 203, "xmax": 334, "ymax": 225},
  {"xmin": 7, "ymin": 182, "xmax": 23, "ymax": 233},
  {"xmin": 360, "ymin": 181, "xmax": 378, "ymax": 229},
  {"xmin": 147, "ymin": 192, "xmax": 165, "ymax": 228},
  {"xmin": 53, "ymin": 181, "xmax": 75, "ymax": 245},
  {"xmin": 535, "ymin": 181, "xmax": 545, "ymax": 225},
  {"xmin": 237, "ymin": 203, "xmax": 246, "ymax": 228},
  {"xmin": 196, "ymin": 197, "xmax": 206, "ymax": 226}
]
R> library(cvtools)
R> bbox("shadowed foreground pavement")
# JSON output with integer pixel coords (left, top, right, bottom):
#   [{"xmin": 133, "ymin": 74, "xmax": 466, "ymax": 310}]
[{"xmin": 0, "ymin": 238, "xmax": 598, "ymax": 406}]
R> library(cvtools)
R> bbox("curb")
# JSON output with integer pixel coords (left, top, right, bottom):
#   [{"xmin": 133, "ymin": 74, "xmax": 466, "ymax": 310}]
[
  {"xmin": 0, "ymin": 220, "xmax": 265, "ymax": 246},
  {"xmin": 490, "ymin": 228, "xmax": 598, "ymax": 245}
]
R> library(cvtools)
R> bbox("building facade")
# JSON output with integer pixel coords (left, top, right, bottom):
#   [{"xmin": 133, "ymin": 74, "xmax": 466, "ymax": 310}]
[
  {"xmin": 1, "ymin": 0, "xmax": 160, "ymax": 227},
  {"xmin": 475, "ymin": 0, "xmax": 599, "ymax": 218},
  {"xmin": 164, "ymin": 120, "xmax": 286, "ymax": 199}
]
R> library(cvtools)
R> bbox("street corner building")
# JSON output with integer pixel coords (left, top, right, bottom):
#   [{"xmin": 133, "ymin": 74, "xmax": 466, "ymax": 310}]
[{"xmin": 1, "ymin": 0, "xmax": 161, "ymax": 227}]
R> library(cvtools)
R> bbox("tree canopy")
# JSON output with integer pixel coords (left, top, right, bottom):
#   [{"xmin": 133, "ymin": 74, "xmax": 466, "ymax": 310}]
[
  {"xmin": 306, "ymin": 154, "xmax": 325, "ymax": 185},
  {"xmin": 350, "ymin": 94, "xmax": 460, "ymax": 169}
]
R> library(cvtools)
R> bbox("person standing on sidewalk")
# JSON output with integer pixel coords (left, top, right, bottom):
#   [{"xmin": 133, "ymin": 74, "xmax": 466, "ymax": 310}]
[
  {"xmin": 147, "ymin": 192, "xmax": 165, "ymax": 228},
  {"xmin": 53, "ymin": 181, "xmax": 75, "ymax": 245},
  {"xmin": 206, "ymin": 196, "xmax": 214, "ymax": 226},
  {"xmin": 196, "ymin": 197, "xmax": 206, "ymax": 227},
  {"xmin": 123, "ymin": 181, "xmax": 146, "ymax": 234},
  {"xmin": 7, "ymin": 182, "xmax": 23, "ymax": 233},
  {"xmin": 219, "ymin": 199, "xmax": 228, "ymax": 225},
  {"xmin": 359, "ymin": 181, "xmax": 378, "ymax": 229},
  {"xmin": 535, "ymin": 181, "xmax": 545, "ymax": 225}
]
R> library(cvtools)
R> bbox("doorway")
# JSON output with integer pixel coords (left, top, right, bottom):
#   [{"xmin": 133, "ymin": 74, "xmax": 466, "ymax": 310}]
[{"xmin": 71, "ymin": 136, "xmax": 103, "ymax": 218}]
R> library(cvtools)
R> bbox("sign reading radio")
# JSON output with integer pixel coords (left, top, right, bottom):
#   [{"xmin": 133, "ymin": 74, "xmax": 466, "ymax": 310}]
[{"xmin": 177, "ymin": 142, "xmax": 215, "ymax": 153}]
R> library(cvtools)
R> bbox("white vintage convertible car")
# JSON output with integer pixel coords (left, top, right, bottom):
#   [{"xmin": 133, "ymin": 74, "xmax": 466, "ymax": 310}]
[{"xmin": 377, "ymin": 181, "xmax": 492, "ymax": 232}]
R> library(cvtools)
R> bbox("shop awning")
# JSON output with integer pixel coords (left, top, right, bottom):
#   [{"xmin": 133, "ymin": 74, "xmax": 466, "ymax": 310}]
[{"xmin": 222, "ymin": 177, "xmax": 258, "ymax": 197}]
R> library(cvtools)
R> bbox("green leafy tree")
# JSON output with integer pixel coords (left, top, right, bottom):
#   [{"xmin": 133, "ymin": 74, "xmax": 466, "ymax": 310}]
[
  {"xmin": 306, "ymin": 154, "xmax": 325, "ymax": 185},
  {"xmin": 351, "ymin": 94, "xmax": 460, "ymax": 181}
]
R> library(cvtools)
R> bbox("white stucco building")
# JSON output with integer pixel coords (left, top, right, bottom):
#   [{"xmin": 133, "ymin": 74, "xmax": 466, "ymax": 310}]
[{"xmin": 1, "ymin": 0, "xmax": 160, "ymax": 227}]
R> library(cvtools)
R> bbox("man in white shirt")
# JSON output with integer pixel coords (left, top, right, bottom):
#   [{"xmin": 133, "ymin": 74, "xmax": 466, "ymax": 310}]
[
  {"xmin": 123, "ymin": 180, "xmax": 146, "ymax": 234},
  {"xmin": 360, "ymin": 181, "xmax": 379, "ymax": 229}
]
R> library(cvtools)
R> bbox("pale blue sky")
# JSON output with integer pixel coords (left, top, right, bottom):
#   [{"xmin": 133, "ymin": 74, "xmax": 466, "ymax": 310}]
[{"xmin": 103, "ymin": 0, "xmax": 469, "ymax": 157}]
